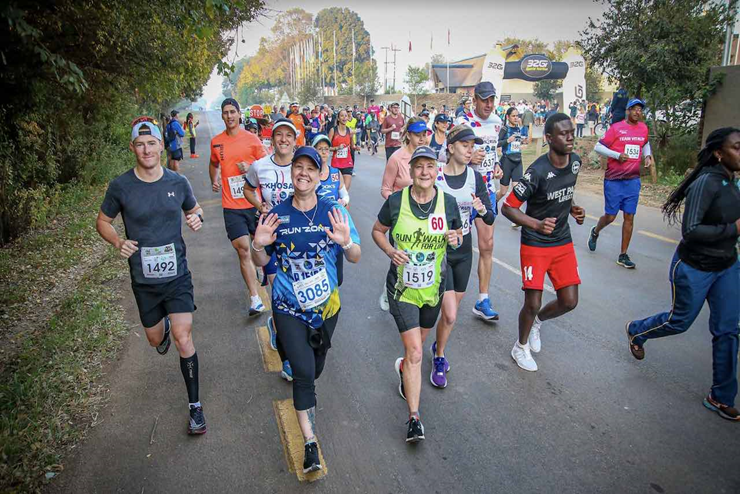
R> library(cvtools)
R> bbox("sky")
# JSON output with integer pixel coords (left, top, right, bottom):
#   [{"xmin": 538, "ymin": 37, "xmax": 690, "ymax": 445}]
[{"xmin": 202, "ymin": 0, "xmax": 610, "ymax": 106}]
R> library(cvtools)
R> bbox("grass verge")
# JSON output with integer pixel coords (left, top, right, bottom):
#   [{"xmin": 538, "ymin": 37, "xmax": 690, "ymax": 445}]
[{"xmin": 0, "ymin": 181, "xmax": 130, "ymax": 492}]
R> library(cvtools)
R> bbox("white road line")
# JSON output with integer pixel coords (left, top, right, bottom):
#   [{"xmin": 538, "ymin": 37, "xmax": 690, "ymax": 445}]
[{"xmin": 472, "ymin": 246, "xmax": 556, "ymax": 294}]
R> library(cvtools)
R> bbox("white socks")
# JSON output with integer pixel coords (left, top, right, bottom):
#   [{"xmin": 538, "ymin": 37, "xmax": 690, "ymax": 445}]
[{"xmin": 478, "ymin": 293, "xmax": 488, "ymax": 302}]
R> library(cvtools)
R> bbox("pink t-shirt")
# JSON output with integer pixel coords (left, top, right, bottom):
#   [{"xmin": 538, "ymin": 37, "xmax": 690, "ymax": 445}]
[
  {"xmin": 380, "ymin": 147, "xmax": 413, "ymax": 199},
  {"xmin": 599, "ymin": 120, "xmax": 649, "ymax": 180}
]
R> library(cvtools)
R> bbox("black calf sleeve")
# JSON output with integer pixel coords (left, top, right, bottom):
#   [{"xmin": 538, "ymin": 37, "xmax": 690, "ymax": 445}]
[{"xmin": 180, "ymin": 353, "xmax": 199, "ymax": 403}]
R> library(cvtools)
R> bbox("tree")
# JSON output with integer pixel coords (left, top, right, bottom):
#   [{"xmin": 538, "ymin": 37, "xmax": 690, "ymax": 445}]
[
  {"xmin": 497, "ymin": 37, "xmax": 550, "ymax": 59},
  {"xmin": 580, "ymin": 0, "xmax": 730, "ymax": 136},
  {"xmin": 315, "ymin": 8, "xmax": 372, "ymax": 93},
  {"xmin": 533, "ymin": 79, "xmax": 562, "ymax": 102},
  {"xmin": 405, "ymin": 65, "xmax": 429, "ymax": 108},
  {"xmin": 355, "ymin": 60, "xmax": 380, "ymax": 101},
  {"xmin": 585, "ymin": 67, "xmax": 603, "ymax": 102},
  {"xmin": 223, "ymin": 58, "xmax": 249, "ymax": 99}
]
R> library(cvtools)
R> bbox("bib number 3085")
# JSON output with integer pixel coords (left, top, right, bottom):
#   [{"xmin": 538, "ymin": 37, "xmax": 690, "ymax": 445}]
[
  {"xmin": 141, "ymin": 243, "xmax": 177, "ymax": 279},
  {"xmin": 293, "ymin": 269, "xmax": 331, "ymax": 310}
]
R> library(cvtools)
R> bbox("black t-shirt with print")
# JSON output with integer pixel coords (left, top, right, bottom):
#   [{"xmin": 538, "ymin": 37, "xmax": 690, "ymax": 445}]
[{"xmin": 511, "ymin": 153, "xmax": 581, "ymax": 247}]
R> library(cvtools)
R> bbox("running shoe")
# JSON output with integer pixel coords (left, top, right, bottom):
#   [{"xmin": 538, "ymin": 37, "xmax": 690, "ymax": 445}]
[
  {"xmin": 303, "ymin": 442, "xmax": 322, "ymax": 473},
  {"xmin": 617, "ymin": 253, "xmax": 636, "ymax": 269},
  {"xmin": 430, "ymin": 341, "xmax": 450, "ymax": 372},
  {"xmin": 188, "ymin": 405, "xmax": 207, "ymax": 435},
  {"xmin": 528, "ymin": 319, "xmax": 542, "ymax": 354},
  {"xmin": 190, "ymin": 154, "xmax": 200, "ymax": 159},
  {"xmin": 625, "ymin": 321, "xmax": 645, "ymax": 360},
  {"xmin": 156, "ymin": 316, "xmax": 171, "ymax": 355},
  {"xmin": 430, "ymin": 356, "xmax": 448, "ymax": 388},
  {"xmin": 703, "ymin": 394, "xmax": 740, "ymax": 421},
  {"xmin": 473, "ymin": 298, "xmax": 499, "ymax": 321},
  {"xmin": 249, "ymin": 297, "xmax": 265, "ymax": 317},
  {"xmin": 379, "ymin": 290, "xmax": 389, "ymax": 311},
  {"xmin": 406, "ymin": 416, "xmax": 425, "ymax": 443},
  {"xmin": 394, "ymin": 357, "xmax": 406, "ymax": 400},
  {"xmin": 267, "ymin": 316, "xmax": 277, "ymax": 351},
  {"xmin": 281, "ymin": 360, "xmax": 293, "ymax": 382},
  {"xmin": 587, "ymin": 226, "xmax": 599, "ymax": 252},
  {"xmin": 511, "ymin": 342, "xmax": 538, "ymax": 372}
]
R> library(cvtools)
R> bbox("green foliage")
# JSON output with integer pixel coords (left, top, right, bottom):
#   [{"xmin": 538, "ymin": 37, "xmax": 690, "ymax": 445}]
[
  {"xmin": 654, "ymin": 131, "xmax": 699, "ymax": 183},
  {"xmin": 585, "ymin": 66, "xmax": 603, "ymax": 102},
  {"xmin": 405, "ymin": 66, "xmax": 429, "ymax": 95},
  {"xmin": 533, "ymin": 79, "xmax": 563, "ymax": 102},
  {"xmin": 0, "ymin": 0, "xmax": 264, "ymax": 243},
  {"xmin": 355, "ymin": 60, "xmax": 380, "ymax": 97},
  {"xmin": 315, "ymin": 7, "xmax": 373, "ymax": 92},
  {"xmin": 580, "ymin": 0, "xmax": 729, "ymax": 136}
]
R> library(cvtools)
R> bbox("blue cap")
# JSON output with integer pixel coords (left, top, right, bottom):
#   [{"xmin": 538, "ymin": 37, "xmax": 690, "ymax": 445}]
[
  {"xmin": 293, "ymin": 146, "xmax": 322, "ymax": 168},
  {"xmin": 131, "ymin": 121, "xmax": 162, "ymax": 142},
  {"xmin": 627, "ymin": 98, "xmax": 645, "ymax": 109},
  {"xmin": 409, "ymin": 145, "xmax": 438, "ymax": 163},
  {"xmin": 408, "ymin": 120, "xmax": 431, "ymax": 134},
  {"xmin": 434, "ymin": 113, "xmax": 451, "ymax": 124},
  {"xmin": 474, "ymin": 81, "xmax": 497, "ymax": 100}
]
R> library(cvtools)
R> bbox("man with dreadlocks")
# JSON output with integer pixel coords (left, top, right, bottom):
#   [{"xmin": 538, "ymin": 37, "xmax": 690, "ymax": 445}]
[{"xmin": 626, "ymin": 127, "xmax": 740, "ymax": 421}]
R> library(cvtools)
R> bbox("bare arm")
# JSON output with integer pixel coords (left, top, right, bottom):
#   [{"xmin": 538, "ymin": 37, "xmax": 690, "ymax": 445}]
[
  {"xmin": 209, "ymin": 161, "xmax": 221, "ymax": 193},
  {"xmin": 371, "ymin": 220, "xmax": 410, "ymax": 266},
  {"xmin": 380, "ymin": 158, "xmax": 399, "ymax": 199},
  {"xmin": 96, "ymin": 211, "xmax": 139, "ymax": 258}
]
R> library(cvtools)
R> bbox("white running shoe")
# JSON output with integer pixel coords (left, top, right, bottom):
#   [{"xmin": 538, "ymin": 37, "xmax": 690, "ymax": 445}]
[
  {"xmin": 249, "ymin": 296, "xmax": 266, "ymax": 317},
  {"xmin": 379, "ymin": 290, "xmax": 389, "ymax": 311},
  {"xmin": 528, "ymin": 320, "xmax": 542, "ymax": 354},
  {"xmin": 511, "ymin": 342, "xmax": 538, "ymax": 372}
]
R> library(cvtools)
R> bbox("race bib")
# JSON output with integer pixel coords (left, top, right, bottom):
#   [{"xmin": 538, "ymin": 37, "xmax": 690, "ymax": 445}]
[
  {"xmin": 624, "ymin": 144, "xmax": 641, "ymax": 160},
  {"xmin": 510, "ymin": 140, "xmax": 521, "ymax": 153},
  {"xmin": 428, "ymin": 213, "xmax": 446, "ymax": 233},
  {"xmin": 292, "ymin": 269, "xmax": 331, "ymax": 310},
  {"xmin": 403, "ymin": 262, "xmax": 436, "ymax": 289},
  {"xmin": 391, "ymin": 131, "xmax": 401, "ymax": 141},
  {"xmin": 336, "ymin": 147, "xmax": 348, "ymax": 159},
  {"xmin": 228, "ymin": 174, "xmax": 246, "ymax": 199},
  {"xmin": 141, "ymin": 243, "xmax": 177, "ymax": 279},
  {"xmin": 458, "ymin": 204, "xmax": 472, "ymax": 236}
]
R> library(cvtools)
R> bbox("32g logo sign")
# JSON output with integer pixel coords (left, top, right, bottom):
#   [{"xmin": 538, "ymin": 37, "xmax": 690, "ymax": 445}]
[
  {"xmin": 570, "ymin": 61, "xmax": 585, "ymax": 68},
  {"xmin": 487, "ymin": 62, "xmax": 503, "ymax": 70},
  {"xmin": 526, "ymin": 60, "xmax": 549, "ymax": 69}
]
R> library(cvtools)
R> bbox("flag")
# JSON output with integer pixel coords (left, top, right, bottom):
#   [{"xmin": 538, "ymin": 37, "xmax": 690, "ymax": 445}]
[
  {"xmin": 447, "ymin": 28, "xmax": 450, "ymax": 45},
  {"xmin": 409, "ymin": 31, "xmax": 412, "ymax": 52}
]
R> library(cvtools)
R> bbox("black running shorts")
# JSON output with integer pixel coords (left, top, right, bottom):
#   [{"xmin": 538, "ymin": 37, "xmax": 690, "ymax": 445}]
[
  {"xmin": 500, "ymin": 155, "xmax": 523, "ymax": 187},
  {"xmin": 171, "ymin": 148, "xmax": 184, "ymax": 161},
  {"xmin": 132, "ymin": 271, "xmax": 196, "ymax": 328},
  {"xmin": 445, "ymin": 254, "xmax": 473, "ymax": 293},
  {"xmin": 387, "ymin": 292, "xmax": 442, "ymax": 333},
  {"xmin": 223, "ymin": 207, "xmax": 259, "ymax": 241}
]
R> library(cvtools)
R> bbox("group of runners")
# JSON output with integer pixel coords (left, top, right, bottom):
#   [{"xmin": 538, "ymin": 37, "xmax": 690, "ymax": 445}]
[{"xmin": 96, "ymin": 82, "xmax": 740, "ymax": 475}]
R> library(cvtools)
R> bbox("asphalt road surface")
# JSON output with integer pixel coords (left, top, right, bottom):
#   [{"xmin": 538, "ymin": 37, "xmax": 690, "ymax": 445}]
[{"xmin": 50, "ymin": 111, "xmax": 739, "ymax": 494}]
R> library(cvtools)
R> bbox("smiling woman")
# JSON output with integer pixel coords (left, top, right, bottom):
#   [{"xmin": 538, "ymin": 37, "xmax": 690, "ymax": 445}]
[{"xmin": 250, "ymin": 146, "xmax": 361, "ymax": 473}]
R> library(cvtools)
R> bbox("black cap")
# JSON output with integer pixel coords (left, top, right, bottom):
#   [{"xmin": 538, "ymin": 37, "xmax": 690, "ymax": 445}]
[
  {"xmin": 221, "ymin": 98, "xmax": 240, "ymax": 112},
  {"xmin": 434, "ymin": 113, "xmax": 451, "ymax": 124},
  {"xmin": 409, "ymin": 145, "xmax": 439, "ymax": 163},
  {"xmin": 419, "ymin": 109, "xmax": 430, "ymax": 116},
  {"xmin": 170, "ymin": 110, "xmax": 179, "ymax": 117},
  {"xmin": 474, "ymin": 81, "xmax": 497, "ymax": 100}
]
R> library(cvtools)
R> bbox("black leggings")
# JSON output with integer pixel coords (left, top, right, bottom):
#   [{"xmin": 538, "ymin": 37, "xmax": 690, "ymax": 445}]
[
  {"xmin": 189, "ymin": 137, "xmax": 196, "ymax": 155},
  {"xmin": 274, "ymin": 311, "xmax": 339, "ymax": 410}
]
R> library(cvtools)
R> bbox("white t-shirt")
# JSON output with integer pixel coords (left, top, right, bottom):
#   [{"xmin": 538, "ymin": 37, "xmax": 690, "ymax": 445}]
[
  {"xmin": 455, "ymin": 110, "xmax": 503, "ymax": 197},
  {"xmin": 245, "ymin": 154, "xmax": 294, "ymax": 208}
]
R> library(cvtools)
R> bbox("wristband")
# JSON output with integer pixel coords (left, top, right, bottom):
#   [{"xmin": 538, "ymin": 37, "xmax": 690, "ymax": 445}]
[
  {"xmin": 251, "ymin": 242, "xmax": 265, "ymax": 252},
  {"xmin": 341, "ymin": 239, "xmax": 354, "ymax": 250},
  {"xmin": 197, "ymin": 213, "xmax": 204, "ymax": 224}
]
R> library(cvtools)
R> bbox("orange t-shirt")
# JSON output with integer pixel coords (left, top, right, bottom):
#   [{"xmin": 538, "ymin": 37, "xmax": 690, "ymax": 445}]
[
  {"xmin": 288, "ymin": 113, "xmax": 306, "ymax": 146},
  {"xmin": 210, "ymin": 128, "xmax": 267, "ymax": 210}
]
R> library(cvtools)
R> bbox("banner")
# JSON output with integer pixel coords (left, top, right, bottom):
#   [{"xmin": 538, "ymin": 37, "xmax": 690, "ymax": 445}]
[
  {"xmin": 561, "ymin": 47, "xmax": 587, "ymax": 106},
  {"xmin": 480, "ymin": 46, "xmax": 507, "ymax": 98}
]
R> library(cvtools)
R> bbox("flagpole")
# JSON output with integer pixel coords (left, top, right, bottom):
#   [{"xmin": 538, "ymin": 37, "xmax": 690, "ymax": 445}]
[
  {"xmin": 446, "ymin": 28, "xmax": 450, "ymax": 94},
  {"xmin": 352, "ymin": 29, "xmax": 356, "ymax": 95}
]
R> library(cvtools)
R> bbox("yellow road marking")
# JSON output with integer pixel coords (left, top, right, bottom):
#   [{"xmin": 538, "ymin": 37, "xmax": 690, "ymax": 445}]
[
  {"xmin": 637, "ymin": 230, "xmax": 679, "ymax": 245},
  {"xmin": 273, "ymin": 399, "xmax": 327, "ymax": 482},
  {"xmin": 256, "ymin": 326, "xmax": 281, "ymax": 372},
  {"xmin": 585, "ymin": 213, "xmax": 621, "ymax": 226}
]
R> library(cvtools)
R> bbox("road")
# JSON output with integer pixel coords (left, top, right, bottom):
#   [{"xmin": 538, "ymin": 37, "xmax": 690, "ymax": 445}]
[{"xmin": 51, "ymin": 111, "xmax": 739, "ymax": 494}]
